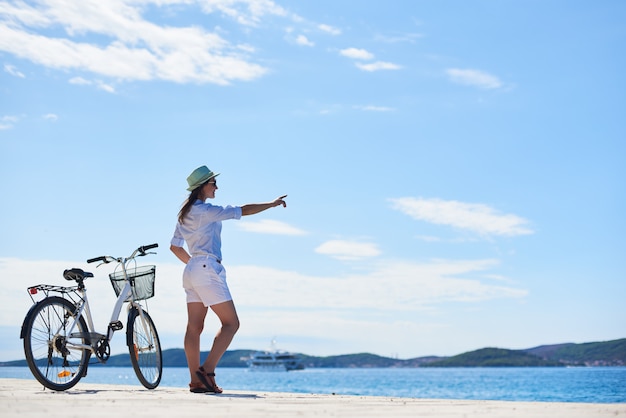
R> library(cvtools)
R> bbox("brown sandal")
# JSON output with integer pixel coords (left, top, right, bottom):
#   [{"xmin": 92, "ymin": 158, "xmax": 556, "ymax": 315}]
[
  {"xmin": 189, "ymin": 381, "xmax": 210, "ymax": 393},
  {"xmin": 195, "ymin": 366, "xmax": 223, "ymax": 393}
]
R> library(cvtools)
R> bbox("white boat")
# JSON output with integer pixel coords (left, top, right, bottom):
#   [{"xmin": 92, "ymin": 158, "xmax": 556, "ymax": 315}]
[{"xmin": 247, "ymin": 341, "xmax": 304, "ymax": 371}]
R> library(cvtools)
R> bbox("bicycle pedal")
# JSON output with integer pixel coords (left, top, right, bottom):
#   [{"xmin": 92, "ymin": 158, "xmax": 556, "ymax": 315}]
[{"xmin": 109, "ymin": 321, "xmax": 123, "ymax": 331}]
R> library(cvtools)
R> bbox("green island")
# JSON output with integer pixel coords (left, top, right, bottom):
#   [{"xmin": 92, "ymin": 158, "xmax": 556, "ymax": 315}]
[{"xmin": 2, "ymin": 338, "xmax": 624, "ymax": 368}]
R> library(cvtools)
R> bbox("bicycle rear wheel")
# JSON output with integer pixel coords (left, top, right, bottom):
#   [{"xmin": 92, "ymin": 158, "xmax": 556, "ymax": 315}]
[
  {"xmin": 22, "ymin": 296, "xmax": 90, "ymax": 391},
  {"xmin": 127, "ymin": 307, "xmax": 162, "ymax": 389}
]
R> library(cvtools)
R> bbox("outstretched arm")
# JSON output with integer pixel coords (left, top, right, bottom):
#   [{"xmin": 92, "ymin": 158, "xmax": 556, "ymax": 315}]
[{"xmin": 241, "ymin": 195, "xmax": 287, "ymax": 216}]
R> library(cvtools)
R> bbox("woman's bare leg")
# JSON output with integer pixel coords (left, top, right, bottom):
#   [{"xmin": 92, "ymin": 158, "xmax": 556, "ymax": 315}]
[
  {"xmin": 201, "ymin": 300, "xmax": 240, "ymax": 387},
  {"xmin": 185, "ymin": 302, "xmax": 208, "ymax": 383},
  {"xmin": 202, "ymin": 300, "xmax": 240, "ymax": 370}
]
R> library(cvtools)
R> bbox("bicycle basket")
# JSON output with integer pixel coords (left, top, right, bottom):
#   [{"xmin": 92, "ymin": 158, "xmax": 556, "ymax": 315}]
[{"xmin": 109, "ymin": 265, "xmax": 156, "ymax": 301}]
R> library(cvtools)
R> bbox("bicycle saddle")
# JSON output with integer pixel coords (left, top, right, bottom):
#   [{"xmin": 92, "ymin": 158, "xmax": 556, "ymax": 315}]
[{"xmin": 63, "ymin": 268, "xmax": 94, "ymax": 282}]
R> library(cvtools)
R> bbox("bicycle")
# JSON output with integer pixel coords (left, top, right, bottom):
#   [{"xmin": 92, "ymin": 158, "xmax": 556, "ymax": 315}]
[{"xmin": 20, "ymin": 243, "xmax": 163, "ymax": 391}]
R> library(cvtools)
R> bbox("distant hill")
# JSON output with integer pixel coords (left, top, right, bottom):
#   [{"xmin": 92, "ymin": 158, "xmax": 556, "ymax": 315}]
[
  {"xmin": 421, "ymin": 338, "xmax": 626, "ymax": 367},
  {"xmin": 2, "ymin": 338, "xmax": 624, "ymax": 368},
  {"xmin": 524, "ymin": 338, "xmax": 626, "ymax": 366},
  {"xmin": 300, "ymin": 353, "xmax": 417, "ymax": 368},
  {"xmin": 420, "ymin": 347, "xmax": 562, "ymax": 367}
]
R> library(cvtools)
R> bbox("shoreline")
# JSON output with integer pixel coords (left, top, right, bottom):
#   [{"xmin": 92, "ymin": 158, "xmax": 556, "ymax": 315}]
[
  {"xmin": 1, "ymin": 378, "xmax": 625, "ymax": 418},
  {"xmin": 3, "ymin": 366, "xmax": 624, "ymax": 404}
]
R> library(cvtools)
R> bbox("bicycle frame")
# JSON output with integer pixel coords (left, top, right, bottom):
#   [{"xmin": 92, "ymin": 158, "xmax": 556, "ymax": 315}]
[{"xmin": 66, "ymin": 279, "xmax": 138, "ymax": 356}]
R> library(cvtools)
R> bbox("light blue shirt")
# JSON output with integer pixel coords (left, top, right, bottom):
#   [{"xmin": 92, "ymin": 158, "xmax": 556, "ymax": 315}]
[{"xmin": 171, "ymin": 200, "xmax": 242, "ymax": 261}]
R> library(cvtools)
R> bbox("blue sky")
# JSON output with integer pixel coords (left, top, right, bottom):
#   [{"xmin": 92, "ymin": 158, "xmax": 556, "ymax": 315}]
[{"xmin": 1, "ymin": 0, "xmax": 624, "ymax": 362}]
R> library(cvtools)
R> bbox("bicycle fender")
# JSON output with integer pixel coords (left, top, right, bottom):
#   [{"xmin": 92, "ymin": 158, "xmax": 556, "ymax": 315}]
[
  {"xmin": 125, "ymin": 307, "xmax": 138, "ymax": 347},
  {"xmin": 20, "ymin": 302, "xmax": 42, "ymax": 339}
]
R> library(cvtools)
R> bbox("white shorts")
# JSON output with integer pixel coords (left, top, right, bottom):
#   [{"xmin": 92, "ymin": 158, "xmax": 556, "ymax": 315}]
[{"xmin": 183, "ymin": 256, "xmax": 232, "ymax": 307}]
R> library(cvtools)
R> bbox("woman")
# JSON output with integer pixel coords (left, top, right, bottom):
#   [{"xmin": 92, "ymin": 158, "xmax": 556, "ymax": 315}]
[{"xmin": 170, "ymin": 165, "xmax": 287, "ymax": 393}]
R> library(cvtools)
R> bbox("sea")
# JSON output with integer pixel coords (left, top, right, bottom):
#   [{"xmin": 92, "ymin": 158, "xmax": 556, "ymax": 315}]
[{"xmin": 2, "ymin": 366, "xmax": 625, "ymax": 403}]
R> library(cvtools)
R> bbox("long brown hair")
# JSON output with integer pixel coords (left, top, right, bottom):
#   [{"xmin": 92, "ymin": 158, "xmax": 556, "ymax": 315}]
[{"xmin": 177, "ymin": 186, "xmax": 204, "ymax": 224}]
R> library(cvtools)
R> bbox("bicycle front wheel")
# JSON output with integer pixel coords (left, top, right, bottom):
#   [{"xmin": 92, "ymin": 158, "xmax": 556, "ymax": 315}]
[
  {"xmin": 127, "ymin": 307, "xmax": 162, "ymax": 389},
  {"xmin": 22, "ymin": 296, "xmax": 90, "ymax": 391}
]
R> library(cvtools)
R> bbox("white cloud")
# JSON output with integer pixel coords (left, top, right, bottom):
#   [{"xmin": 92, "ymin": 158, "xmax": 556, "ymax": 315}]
[
  {"xmin": 43, "ymin": 113, "xmax": 58, "ymax": 121},
  {"xmin": 68, "ymin": 77, "xmax": 116, "ymax": 93},
  {"xmin": 237, "ymin": 219, "xmax": 307, "ymax": 236},
  {"xmin": 295, "ymin": 34, "xmax": 314, "ymax": 47},
  {"xmin": 355, "ymin": 105, "xmax": 395, "ymax": 112},
  {"xmin": 69, "ymin": 77, "xmax": 91, "ymax": 85},
  {"xmin": 339, "ymin": 47, "xmax": 374, "ymax": 60},
  {"xmin": 97, "ymin": 81, "xmax": 116, "ymax": 93},
  {"xmin": 338, "ymin": 47, "xmax": 402, "ymax": 73},
  {"xmin": 318, "ymin": 23, "xmax": 341, "ymax": 35},
  {"xmin": 446, "ymin": 68, "xmax": 503, "ymax": 89},
  {"xmin": 315, "ymin": 240, "xmax": 381, "ymax": 261},
  {"xmin": 389, "ymin": 197, "xmax": 534, "ymax": 237},
  {"xmin": 0, "ymin": 115, "xmax": 19, "ymax": 130},
  {"xmin": 416, "ymin": 235, "xmax": 477, "ymax": 244},
  {"xmin": 375, "ymin": 33, "xmax": 422, "ymax": 43},
  {"xmin": 198, "ymin": 0, "xmax": 291, "ymax": 27},
  {"xmin": 0, "ymin": 0, "xmax": 273, "ymax": 85},
  {"xmin": 356, "ymin": 61, "xmax": 402, "ymax": 72},
  {"xmin": 4, "ymin": 64, "xmax": 24, "ymax": 78}
]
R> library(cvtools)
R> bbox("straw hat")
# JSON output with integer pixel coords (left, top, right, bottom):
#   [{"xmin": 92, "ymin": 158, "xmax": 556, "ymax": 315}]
[{"xmin": 186, "ymin": 166, "xmax": 220, "ymax": 191}]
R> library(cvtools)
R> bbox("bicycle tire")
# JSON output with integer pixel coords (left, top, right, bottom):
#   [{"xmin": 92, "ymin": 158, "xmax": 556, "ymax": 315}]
[
  {"xmin": 22, "ymin": 296, "xmax": 90, "ymax": 391},
  {"xmin": 127, "ymin": 307, "xmax": 162, "ymax": 389}
]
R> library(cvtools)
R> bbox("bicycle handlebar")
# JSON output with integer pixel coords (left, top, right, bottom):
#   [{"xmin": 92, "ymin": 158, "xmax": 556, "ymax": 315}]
[
  {"xmin": 138, "ymin": 243, "xmax": 159, "ymax": 253},
  {"xmin": 87, "ymin": 243, "xmax": 159, "ymax": 264}
]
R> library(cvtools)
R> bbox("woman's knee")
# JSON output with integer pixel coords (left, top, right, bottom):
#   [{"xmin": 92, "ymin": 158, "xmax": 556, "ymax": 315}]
[
  {"xmin": 223, "ymin": 316, "xmax": 240, "ymax": 334},
  {"xmin": 231, "ymin": 317, "xmax": 240, "ymax": 332},
  {"xmin": 218, "ymin": 314, "xmax": 239, "ymax": 337},
  {"xmin": 186, "ymin": 302, "xmax": 208, "ymax": 335},
  {"xmin": 211, "ymin": 300, "xmax": 239, "ymax": 329},
  {"xmin": 186, "ymin": 321, "xmax": 204, "ymax": 336}
]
